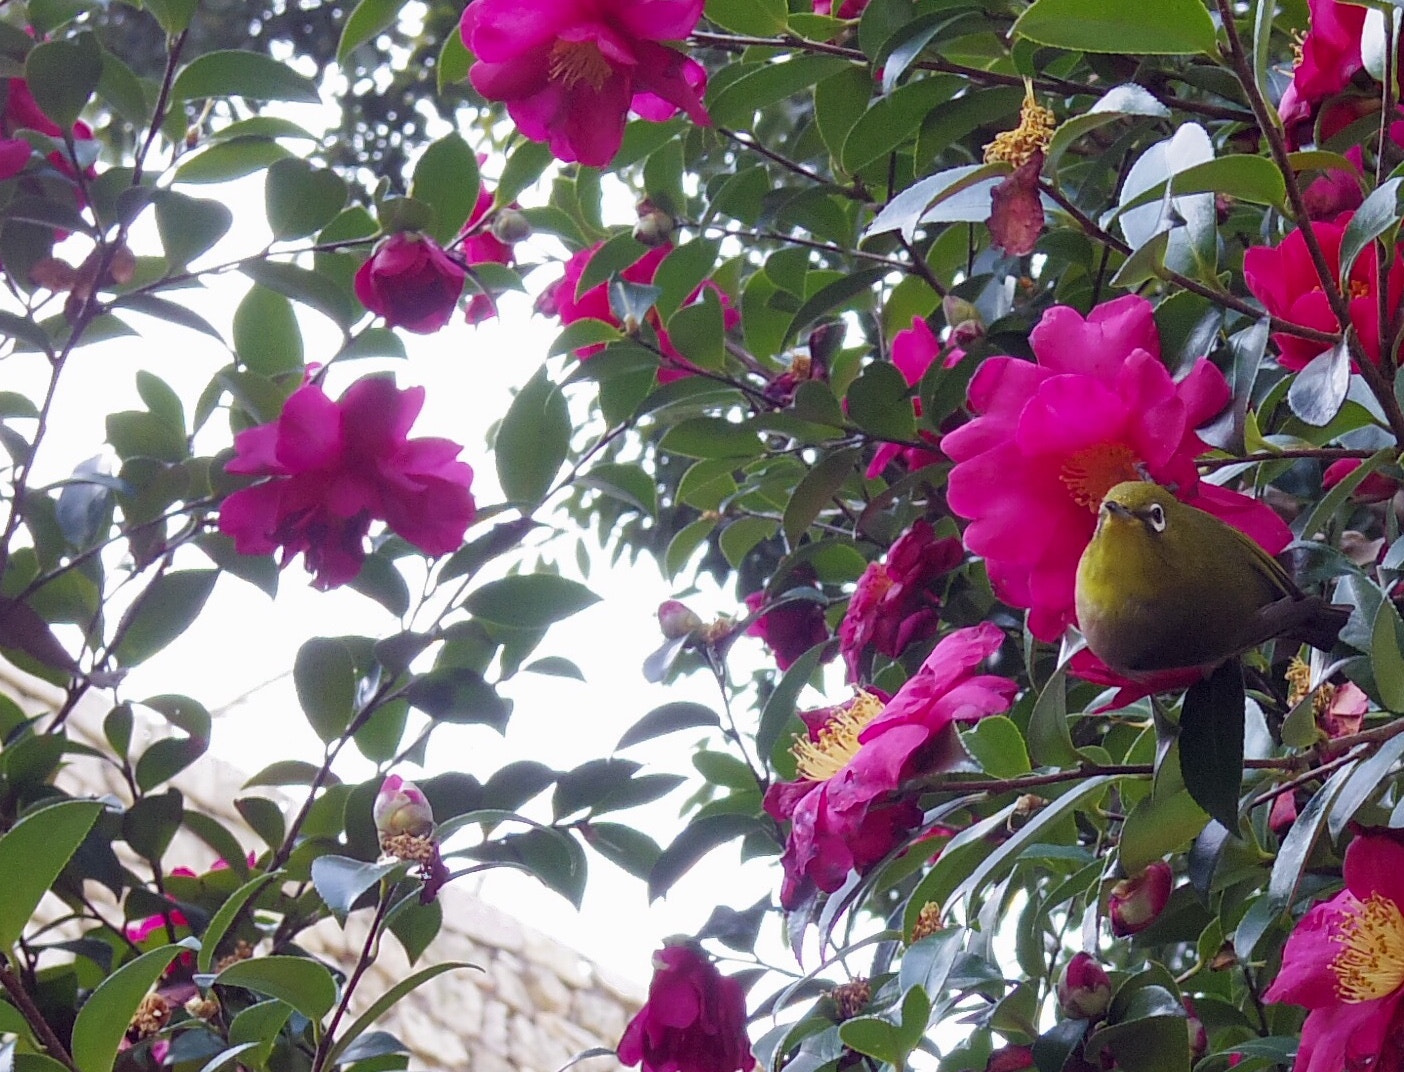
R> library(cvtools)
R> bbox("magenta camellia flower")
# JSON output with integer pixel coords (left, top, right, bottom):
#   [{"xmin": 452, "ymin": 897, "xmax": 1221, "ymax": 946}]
[
  {"xmin": 839, "ymin": 520, "xmax": 964, "ymax": 681},
  {"xmin": 1057, "ymin": 952, "xmax": 1112, "ymax": 1020},
  {"xmin": 459, "ymin": 159, "xmax": 521, "ymax": 325},
  {"xmin": 219, "ymin": 377, "xmax": 476, "ymax": 590},
  {"xmin": 373, "ymin": 774, "xmax": 434, "ymax": 841},
  {"xmin": 618, "ymin": 943, "xmax": 755, "ymax": 1072},
  {"xmin": 764, "ymin": 624, "xmax": 1016, "ymax": 908},
  {"xmin": 459, "ymin": 0, "xmax": 710, "ymax": 168},
  {"xmin": 1108, "ymin": 859, "xmax": 1173, "ymax": 936},
  {"xmin": 1277, "ymin": 0, "xmax": 1367, "ymax": 131},
  {"xmin": 1245, "ymin": 212, "xmax": 1404, "ymax": 370},
  {"xmin": 1265, "ymin": 830, "xmax": 1404, "ymax": 1072},
  {"xmin": 744, "ymin": 570, "xmax": 831, "ymax": 671},
  {"xmin": 814, "ymin": 0, "xmax": 868, "ymax": 15},
  {"xmin": 866, "ymin": 317, "xmax": 957, "ymax": 479},
  {"xmin": 944, "ymin": 294, "xmax": 1291, "ymax": 645},
  {"xmin": 1324, "ymin": 459, "xmax": 1402, "ymax": 504},
  {"xmin": 541, "ymin": 241, "xmax": 739, "ymax": 382},
  {"xmin": 354, "ymin": 232, "xmax": 467, "ymax": 334}
]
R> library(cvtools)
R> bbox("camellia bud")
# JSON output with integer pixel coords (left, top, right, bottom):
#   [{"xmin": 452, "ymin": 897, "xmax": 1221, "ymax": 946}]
[
  {"xmin": 1057, "ymin": 952, "xmax": 1112, "ymax": 1020},
  {"xmin": 1183, "ymin": 997, "xmax": 1207, "ymax": 1059},
  {"xmin": 1108, "ymin": 860, "xmax": 1172, "ymax": 936},
  {"xmin": 373, "ymin": 774, "xmax": 434, "ymax": 841},
  {"xmin": 658, "ymin": 600, "xmax": 703, "ymax": 640},
  {"xmin": 490, "ymin": 208, "xmax": 532, "ymax": 245}
]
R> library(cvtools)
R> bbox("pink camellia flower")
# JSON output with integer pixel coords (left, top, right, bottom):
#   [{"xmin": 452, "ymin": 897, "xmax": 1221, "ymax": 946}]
[
  {"xmin": 541, "ymin": 241, "xmax": 739, "ymax": 383},
  {"xmin": 1277, "ymin": 0, "xmax": 1367, "ymax": 131},
  {"xmin": 1245, "ymin": 212, "xmax": 1404, "ymax": 370},
  {"xmin": 618, "ymin": 943, "xmax": 755, "ymax": 1072},
  {"xmin": 839, "ymin": 520, "xmax": 964, "ymax": 682},
  {"xmin": 459, "ymin": 0, "xmax": 709, "ymax": 168},
  {"xmin": 1265, "ymin": 829, "xmax": 1404, "ymax": 1072},
  {"xmin": 459, "ymin": 160, "xmax": 521, "ymax": 325},
  {"xmin": 1108, "ymin": 859, "xmax": 1173, "ymax": 936},
  {"xmin": 764, "ymin": 624, "xmax": 1016, "ymax": 909},
  {"xmin": 1058, "ymin": 952, "xmax": 1113, "ymax": 1020},
  {"xmin": 944, "ymin": 294, "xmax": 1291, "ymax": 645},
  {"xmin": 219, "ymin": 377, "xmax": 476, "ymax": 589},
  {"xmin": 373, "ymin": 774, "xmax": 435, "ymax": 842},
  {"xmin": 744, "ymin": 589, "xmax": 830, "ymax": 672},
  {"xmin": 814, "ymin": 0, "xmax": 868, "ymax": 15},
  {"xmin": 1324, "ymin": 459, "xmax": 1402, "ymax": 504},
  {"xmin": 866, "ymin": 317, "xmax": 958, "ymax": 479},
  {"xmin": 354, "ymin": 233, "xmax": 467, "ymax": 334}
]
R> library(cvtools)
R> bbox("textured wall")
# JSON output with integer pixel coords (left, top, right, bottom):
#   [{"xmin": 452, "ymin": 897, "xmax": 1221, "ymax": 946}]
[{"xmin": 4, "ymin": 664, "xmax": 640, "ymax": 1072}]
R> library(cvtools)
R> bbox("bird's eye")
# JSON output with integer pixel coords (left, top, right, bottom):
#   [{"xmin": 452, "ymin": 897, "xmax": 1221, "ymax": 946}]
[{"xmin": 1147, "ymin": 503, "xmax": 1167, "ymax": 532}]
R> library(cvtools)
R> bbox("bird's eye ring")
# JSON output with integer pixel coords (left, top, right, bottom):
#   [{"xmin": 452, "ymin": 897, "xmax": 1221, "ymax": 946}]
[{"xmin": 1147, "ymin": 503, "xmax": 1166, "ymax": 532}]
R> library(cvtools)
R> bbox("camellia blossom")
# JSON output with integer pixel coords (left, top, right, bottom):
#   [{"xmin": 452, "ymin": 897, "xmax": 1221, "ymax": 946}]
[
  {"xmin": 814, "ymin": 0, "xmax": 868, "ymax": 15},
  {"xmin": 1324, "ymin": 458, "xmax": 1403, "ymax": 504},
  {"xmin": 1245, "ymin": 212, "xmax": 1404, "ymax": 370},
  {"xmin": 373, "ymin": 774, "xmax": 435, "ymax": 843},
  {"xmin": 354, "ymin": 232, "xmax": 467, "ymax": 334},
  {"xmin": 1277, "ymin": 0, "xmax": 1367, "ymax": 131},
  {"xmin": 764, "ymin": 624, "xmax": 1016, "ymax": 908},
  {"xmin": 944, "ymin": 294, "xmax": 1291, "ymax": 644},
  {"xmin": 744, "ymin": 571, "xmax": 831, "ymax": 672},
  {"xmin": 838, "ymin": 520, "xmax": 964, "ymax": 682},
  {"xmin": 2, "ymin": 78, "xmax": 98, "ymax": 188},
  {"xmin": 459, "ymin": 159, "xmax": 521, "ymax": 324},
  {"xmin": 459, "ymin": 0, "xmax": 709, "ymax": 168},
  {"xmin": 618, "ymin": 943, "xmax": 755, "ymax": 1072},
  {"xmin": 1265, "ymin": 829, "xmax": 1404, "ymax": 1072},
  {"xmin": 219, "ymin": 377, "xmax": 476, "ymax": 590},
  {"xmin": 1108, "ymin": 860, "xmax": 1173, "ymax": 936},
  {"xmin": 541, "ymin": 241, "xmax": 739, "ymax": 383},
  {"xmin": 866, "ymin": 317, "xmax": 956, "ymax": 479}
]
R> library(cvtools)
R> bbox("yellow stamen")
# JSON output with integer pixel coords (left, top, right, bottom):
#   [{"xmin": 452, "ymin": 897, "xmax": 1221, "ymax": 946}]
[
  {"xmin": 910, "ymin": 901, "xmax": 944, "ymax": 943},
  {"xmin": 1332, "ymin": 893, "xmax": 1404, "ymax": 1002},
  {"xmin": 548, "ymin": 39, "xmax": 613, "ymax": 91},
  {"xmin": 791, "ymin": 692, "xmax": 885, "ymax": 782},
  {"xmin": 984, "ymin": 79, "xmax": 1056, "ymax": 168},
  {"xmin": 1059, "ymin": 443, "xmax": 1143, "ymax": 512}
]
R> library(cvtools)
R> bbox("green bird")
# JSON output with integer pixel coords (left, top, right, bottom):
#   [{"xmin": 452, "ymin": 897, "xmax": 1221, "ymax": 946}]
[{"xmin": 1074, "ymin": 481, "xmax": 1348, "ymax": 677}]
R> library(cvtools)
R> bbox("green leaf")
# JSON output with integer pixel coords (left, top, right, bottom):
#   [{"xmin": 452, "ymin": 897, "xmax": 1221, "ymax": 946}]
[
  {"xmin": 960, "ymin": 716, "xmax": 1032, "ymax": 779},
  {"xmin": 114, "ymin": 570, "xmax": 218, "ymax": 666},
  {"xmin": 616, "ymin": 702, "xmax": 721, "ymax": 750},
  {"xmin": 409, "ymin": 133, "xmax": 480, "ymax": 245},
  {"xmin": 465, "ymin": 574, "xmax": 599, "ymax": 630},
  {"xmin": 326, "ymin": 961, "xmax": 478, "ymax": 1065},
  {"xmin": 171, "ymin": 51, "xmax": 321, "ymax": 104},
  {"xmin": 294, "ymin": 637, "xmax": 359, "ymax": 743},
  {"xmin": 1268, "ymin": 757, "xmax": 1360, "ymax": 906},
  {"xmin": 1329, "ymin": 732, "xmax": 1404, "ymax": 840},
  {"xmin": 1372, "ymin": 598, "xmax": 1404, "ymax": 711},
  {"xmin": 495, "ymin": 367, "xmax": 570, "ymax": 507},
  {"xmin": 1013, "ymin": 0, "xmax": 1218, "ymax": 54},
  {"xmin": 197, "ymin": 871, "xmax": 280, "ymax": 973},
  {"xmin": 73, "ymin": 945, "xmax": 188, "ymax": 1072},
  {"xmin": 577, "ymin": 462, "xmax": 659, "ymax": 516},
  {"xmin": 236, "ymin": 796, "xmax": 286, "ymax": 849},
  {"xmin": 404, "ymin": 667, "xmax": 510, "ymax": 730},
  {"xmin": 215, "ymin": 956, "xmax": 337, "ymax": 1022},
  {"xmin": 265, "ymin": 158, "xmax": 347, "ymax": 241},
  {"xmin": 704, "ymin": 0, "xmax": 788, "ymax": 35},
  {"xmin": 845, "ymin": 361, "xmax": 916, "ymax": 441},
  {"xmin": 0, "ymin": 800, "xmax": 103, "ymax": 950},
  {"xmin": 1178, "ymin": 660, "xmax": 1245, "ymax": 832},
  {"xmin": 648, "ymin": 814, "xmax": 763, "ymax": 900},
  {"xmin": 227, "ymin": 1002, "xmax": 293, "ymax": 1068},
  {"xmin": 549, "ymin": 317, "xmax": 624, "ymax": 357},
  {"xmin": 25, "ymin": 33, "xmax": 102, "ymax": 129},
  {"xmin": 144, "ymin": 0, "xmax": 197, "ymax": 33},
  {"xmin": 175, "ymin": 138, "xmax": 293, "ymax": 184},
  {"xmin": 783, "ymin": 267, "xmax": 888, "ymax": 347},
  {"xmin": 1340, "ymin": 177, "xmax": 1404, "ymax": 283},
  {"xmin": 720, "ymin": 517, "xmax": 778, "ymax": 568},
  {"xmin": 783, "ymin": 447, "xmax": 861, "ymax": 546},
  {"xmin": 241, "ymin": 259, "xmax": 359, "ymax": 328},
  {"xmin": 155, "ymin": 191, "xmax": 234, "ymax": 269},
  {"xmin": 709, "ymin": 56, "xmax": 851, "ymax": 128},
  {"xmin": 337, "ymin": 0, "xmax": 406, "ymax": 64},
  {"xmin": 757, "ymin": 644, "xmax": 830, "ymax": 771},
  {"xmin": 310, "ymin": 856, "xmax": 400, "ymax": 916},
  {"xmin": 1287, "ymin": 339, "xmax": 1352, "ymax": 427},
  {"xmin": 665, "ymin": 289, "xmax": 726, "ymax": 371},
  {"xmin": 233, "ymin": 285, "xmax": 303, "ymax": 376},
  {"xmin": 841, "ymin": 77, "xmax": 955, "ymax": 172},
  {"xmin": 658, "ymin": 417, "xmax": 764, "ymax": 460}
]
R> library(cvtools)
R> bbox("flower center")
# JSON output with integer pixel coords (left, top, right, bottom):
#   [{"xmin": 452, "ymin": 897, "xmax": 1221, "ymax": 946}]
[
  {"xmin": 1059, "ymin": 442, "xmax": 1144, "ymax": 512},
  {"xmin": 1332, "ymin": 893, "xmax": 1404, "ymax": 1002},
  {"xmin": 984, "ymin": 79, "xmax": 1057, "ymax": 168},
  {"xmin": 548, "ymin": 39, "xmax": 613, "ymax": 91},
  {"xmin": 791, "ymin": 692, "xmax": 885, "ymax": 782}
]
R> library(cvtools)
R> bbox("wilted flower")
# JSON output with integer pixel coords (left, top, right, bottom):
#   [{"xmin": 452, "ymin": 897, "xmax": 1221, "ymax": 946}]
[
  {"xmin": 1108, "ymin": 860, "xmax": 1173, "ymax": 936},
  {"xmin": 354, "ymin": 233, "xmax": 466, "ymax": 334},
  {"xmin": 459, "ymin": 0, "xmax": 709, "ymax": 168},
  {"xmin": 764, "ymin": 625, "xmax": 1016, "ymax": 908},
  {"xmin": 838, "ymin": 520, "xmax": 964, "ymax": 681},
  {"xmin": 618, "ymin": 943, "xmax": 755, "ymax": 1072},
  {"xmin": 1058, "ymin": 953, "xmax": 1112, "ymax": 1020},
  {"xmin": 219, "ymin": 377, "xmax": 476, "ymax": 589},
  {"xmin": 1265, "ymin": 829, "xmax": 1404, "ymax": 1072},
  {"xmin": 988, "ymin": 151, "xmax": 1045, "ymax": 256}
]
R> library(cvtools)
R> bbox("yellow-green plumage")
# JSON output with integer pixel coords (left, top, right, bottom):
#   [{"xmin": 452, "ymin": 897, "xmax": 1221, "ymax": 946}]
[{"xmin": 1074, "ymin": 481, "xmax": 1344, "ymax": 676}]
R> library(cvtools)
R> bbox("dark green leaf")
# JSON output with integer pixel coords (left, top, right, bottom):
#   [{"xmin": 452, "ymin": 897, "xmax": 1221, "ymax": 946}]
[
  {"xmin": 25, "ymin": 33, "xmax": 101, "ymax": 129},
  {"xmin": 154, "ymin": 191, "xmax": 234, "ymax": 269},
  {"xmin": 409, "ymin": 133, "xmax": 480, "ymax": 245},
  {"xmin": 114, "ymin": 570, "xmax": 218, "ymax": 666},
  {"xmin": 294, "ymin": 637, "xmax": 359, "ymax": 743},
  {"xmin": 404, "ymin": 666, "xmax": 510, "ymax": 731},
  {"xmin": 215, "ymin": 956, "xmax": 337, "ymax": 1022},
  {"xmin": 1178, "ymin": 660, "xmax": 1245, "ymax": 833},
  {"xmin": 464, "ymin": 574, "xmax": 599, "ymax": 630},
  {"xmin": 0, "ymin": 800, "xmax": 103, "ymax": 950},
  {"xmin": 648, "ymin": 814, "xmax": 764, "ymax": 900},
  {"xmin": 337, "ymin": 0, "xmax": 406, "ymax": 64},
  {"xmin": 234, "ymin": 285, "xmax": 303, "ymax": 375},
  {"xmin": 617, "ymin": 702, "xmax": 721, "ymax": 750},
  {"xmin": 197, "ymin": 871, "xmax": 280, "ymax": 973},
  {"xmin": 310, "ymin": 856, "xmax": 400, "ymax": 915},
  {"xmin": 171, "ymin": 51, "xmax": 321, "ymax": 104},
  {"xmin": 265, "ymin": 159, "xmax": 347, "ymax": 241},
  {"xmin": 72, "ymin": 946, "xmax": 187, "ymax": 1072},
  {"xmin": 1013, "ymin": 0, "xmax": 1218, "ymax": 54},
  {"xmin": 495, "ymin": 367, "xmax": 570, "ymax": 507}
]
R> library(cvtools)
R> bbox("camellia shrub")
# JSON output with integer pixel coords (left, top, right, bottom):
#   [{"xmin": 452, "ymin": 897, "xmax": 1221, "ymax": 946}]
[{"xmin": 5, "ymin": 2, "xmax": 1404, "ymax": 1072}]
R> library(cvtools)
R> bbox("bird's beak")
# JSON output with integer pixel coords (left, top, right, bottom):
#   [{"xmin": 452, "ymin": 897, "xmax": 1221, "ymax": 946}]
[{"xmin": 1103, "ymin": 501, "xmax": 1133, "ymax": 520}]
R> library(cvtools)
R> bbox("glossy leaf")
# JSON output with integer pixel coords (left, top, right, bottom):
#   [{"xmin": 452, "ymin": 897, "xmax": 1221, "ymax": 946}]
[{"xmin": 0, "ymin": 800, "xmax": 103, "ymax": 950}]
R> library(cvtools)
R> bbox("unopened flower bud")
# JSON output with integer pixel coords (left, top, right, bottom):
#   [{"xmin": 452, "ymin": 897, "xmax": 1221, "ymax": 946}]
[
  {"xmin": 109, "ymin": 243, "xmax": 137, "ymax": 285},
  {"xmin": 942, "ymin": 295, "xmax": 985, "ymax": 348},
  {"xmin": 1108, "ymin": 860, "xmax": 1172, "ymax": 936},
  {"xmin": 1057, "ymin": 952, "xmax": 1112, "ymax": 1020},
  {"xmin": 985, "ymin": 1046, "xmax": 1036, "ymax": 1072},
  {"xmin": 658, "ymin": 600, "xmax": 703, "ymax": 639},
  {"xmin": 490, "ymin": 208, "xmax": 532, "ymax": 245},
  {"xmin": 373, "ymin": 774, "xmax": 434, "ymax": 842},
  {"xmin": 633, "ymin": 200, "xmax": 675, "ymax": 248},
  {"xmin": 807, "ymin": 320, "xmax": 844, "ymax": 366},
  {"xmin": 1183, "ymin": 997, "xmax": 1207, "ymax": 1059}
]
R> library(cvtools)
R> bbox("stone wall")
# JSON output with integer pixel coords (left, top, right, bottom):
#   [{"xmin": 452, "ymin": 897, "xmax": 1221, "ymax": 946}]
[{"xmin": 2, "ymin": 664, "xmax": 640, "ymax": 1072}]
